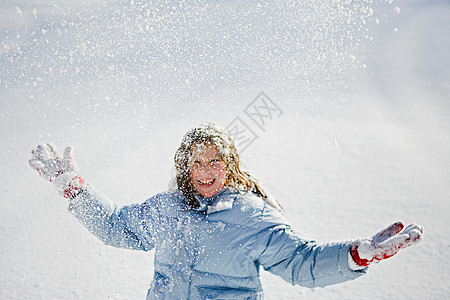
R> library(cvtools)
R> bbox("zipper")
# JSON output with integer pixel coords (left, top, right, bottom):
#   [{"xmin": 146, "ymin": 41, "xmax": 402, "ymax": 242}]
[{"xmin": 186, "ymin": 212, "xmax": 207, "ymax": 299}]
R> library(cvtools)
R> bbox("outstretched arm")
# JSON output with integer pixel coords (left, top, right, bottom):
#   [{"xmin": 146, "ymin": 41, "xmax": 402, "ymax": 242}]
[
  {"xmin": 255, "ymin": 205, "xmax": 424, "ymax": 288},
  {"xmin": 255, "ymin": 204, "xmax": 365, "ymax": 288},
  {"xmin": 29, "ymin": 144, "xmax": 156, "ymax": 251},
  {"xmin": 256, "ymin": 224, "xmax": 364, "ymax": 288}
]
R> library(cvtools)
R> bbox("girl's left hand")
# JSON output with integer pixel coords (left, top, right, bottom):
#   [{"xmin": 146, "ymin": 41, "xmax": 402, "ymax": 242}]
[{"xmin": 350, "ymin": 222, "xmax": 424, "ymax": 267}]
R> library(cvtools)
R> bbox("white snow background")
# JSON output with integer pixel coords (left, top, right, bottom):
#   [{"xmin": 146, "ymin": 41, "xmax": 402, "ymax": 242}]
[{"xmin": 1, "ymin": 0, "xmax": 449, "ymax": 299}]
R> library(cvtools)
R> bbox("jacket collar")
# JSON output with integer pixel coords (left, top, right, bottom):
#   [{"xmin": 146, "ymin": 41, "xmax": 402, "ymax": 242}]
[{"xmin": 192, "ymin": 187, "xmax": 237, "ymax": 214}]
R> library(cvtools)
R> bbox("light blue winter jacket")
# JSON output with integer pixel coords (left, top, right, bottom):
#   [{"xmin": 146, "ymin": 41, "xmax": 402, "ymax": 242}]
[{"xmin": 68, "ymin": 186, "xmax": 365, "ymax": 299}]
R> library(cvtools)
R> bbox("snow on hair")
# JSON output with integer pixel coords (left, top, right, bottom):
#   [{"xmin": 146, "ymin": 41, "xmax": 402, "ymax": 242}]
[{"xmin": 173, "ymin": 123, "xmax": 282, "ymax": 212}]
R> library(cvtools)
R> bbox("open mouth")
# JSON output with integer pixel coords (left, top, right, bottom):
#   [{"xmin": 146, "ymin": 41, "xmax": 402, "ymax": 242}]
[{"xmin": 198, "ymin": 178, "xmax": 215, "ymax": 188}]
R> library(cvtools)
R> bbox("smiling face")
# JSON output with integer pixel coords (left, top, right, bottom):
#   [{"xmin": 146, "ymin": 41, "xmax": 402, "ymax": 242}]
[{"xmin": 189, "ymin": 142, "xmax": 227, "ymax": 198}]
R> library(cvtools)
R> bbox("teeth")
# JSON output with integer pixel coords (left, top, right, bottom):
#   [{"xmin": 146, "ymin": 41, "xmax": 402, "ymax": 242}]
[{"xmin": 199, "ymin": 179, "xmax": 214, "ymax": 184}]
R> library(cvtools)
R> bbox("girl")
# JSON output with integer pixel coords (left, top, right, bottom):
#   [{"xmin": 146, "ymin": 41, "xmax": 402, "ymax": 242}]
[{"xmin": 29, "ymin": 123, "xmax": 423, "ymax": 299}]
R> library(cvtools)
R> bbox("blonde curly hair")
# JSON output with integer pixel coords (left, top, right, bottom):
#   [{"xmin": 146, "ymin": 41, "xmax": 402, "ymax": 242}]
[{"xmin": 174, "ymin": 123, "xmax": 282, "ymax": 212}]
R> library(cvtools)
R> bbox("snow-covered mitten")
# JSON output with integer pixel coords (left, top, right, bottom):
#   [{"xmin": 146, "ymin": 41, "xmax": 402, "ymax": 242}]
[
  {"xmin": 29, "ymin": 144, "xmax": 85, "ymax": 199},
  {"xmin": 349, "ymin": 222, "xmax": 424, "ymax": 269}
]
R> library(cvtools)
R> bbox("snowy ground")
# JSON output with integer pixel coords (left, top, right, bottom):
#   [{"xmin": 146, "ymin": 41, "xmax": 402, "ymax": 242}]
[{"xmin": 1, "ymin": 0, "xmax": 449, "ymax": 299}]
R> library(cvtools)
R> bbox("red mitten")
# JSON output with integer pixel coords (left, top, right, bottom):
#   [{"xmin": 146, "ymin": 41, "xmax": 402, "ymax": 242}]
[
  {"xmin": 350, "ymin": 222, "xmax": 424, "ymax": 268},
  {"xmin": 29, "ymin": 144, "xmax": 85, "ymax": 199}
]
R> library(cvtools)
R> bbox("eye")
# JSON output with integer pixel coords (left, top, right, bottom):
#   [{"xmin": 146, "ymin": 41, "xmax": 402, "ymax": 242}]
[{"xmin": 210, "ymin": 159, "xmax": 224, "ymax": 167}]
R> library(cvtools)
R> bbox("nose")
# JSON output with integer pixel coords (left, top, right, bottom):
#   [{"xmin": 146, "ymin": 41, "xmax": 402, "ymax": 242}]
[{"xmin": 197, "ymin": 164, "xmax": 214, "ymax": 178}]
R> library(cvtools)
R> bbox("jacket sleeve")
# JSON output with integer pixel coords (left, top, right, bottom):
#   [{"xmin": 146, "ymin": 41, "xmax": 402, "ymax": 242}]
[
  {"xmin": 67, "ymin": 186, "xmax": 159, "ymax": 251},
  {"xmin": 255, "ymin": 205, "xmax": 366, "ymax": 288}
]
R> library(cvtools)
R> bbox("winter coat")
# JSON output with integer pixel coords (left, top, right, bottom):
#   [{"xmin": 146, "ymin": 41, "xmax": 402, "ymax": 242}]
[{"xmin": 68, "ymin": 186, "xmax": 365, "ymax": 299}]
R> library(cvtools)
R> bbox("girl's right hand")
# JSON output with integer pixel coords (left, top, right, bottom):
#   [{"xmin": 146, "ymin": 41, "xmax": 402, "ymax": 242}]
[
  {"xmin": 29, "ymin": 144, "xmax": 85, "ymax": 199},
  {"xmin": 29, "ymin": 144, "xmax": 77, "ymax": 182}
]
